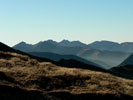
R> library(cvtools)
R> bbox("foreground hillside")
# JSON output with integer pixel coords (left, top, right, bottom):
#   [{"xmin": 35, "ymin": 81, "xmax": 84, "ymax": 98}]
[{"xmin": 0, "ymin": 52, "xmax": 133, "ymax": 100}]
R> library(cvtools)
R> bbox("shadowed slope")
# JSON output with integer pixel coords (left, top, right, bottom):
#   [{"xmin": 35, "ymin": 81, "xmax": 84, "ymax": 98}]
[
  {"xmin": 0, "ymin": 52, "xmax": 133, "ymax": 100},
  {"xmin": 110, "ymin": 65, "xmax": 133, "ymax": 79},
  {"xmin": 29, "ymin": 52, "xmax": 101, "ymax": 67},
  {"xmin": 0, "ymin": 42, "xmax": 53, "ymax": 62},
  {"xmin": 110, "ymin": 55, "xmax": 133, "ymax": 79},
  {"xmin": 120, "ymin": 55, "xmax": 133, "ymax": 66}
]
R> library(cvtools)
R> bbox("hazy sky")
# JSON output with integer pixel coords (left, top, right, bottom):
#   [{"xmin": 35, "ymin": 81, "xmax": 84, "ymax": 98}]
[{"xmin": 0, "ymin": 0, "xmax": 133, "ymax": 46}]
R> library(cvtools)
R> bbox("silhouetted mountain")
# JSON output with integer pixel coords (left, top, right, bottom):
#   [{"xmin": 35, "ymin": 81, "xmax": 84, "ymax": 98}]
[
  {"xmin": 89, "ymin": 40, "xmax": 133, "ymax": 53},
  {"xmin": 89, "ymin": 40, "xmax": 122, "ymax": 51},
  {"xmin": 13, "ymin": 41, "xmax": 34, "ymax": 52},
  {"xmin": 29, "ymin": 52, "xmax": 101, "ymax": 67},
  {"xmin": 0, "ymin": 42, "xmax": 53, "ymax": 62},
  {"xmin": 45, "ymin": 39, "xmax": 58, "ymax": 45},
  {"xmin": 0, "ymin": 42, "xmax": 18, "ymax": 52},
  {"xmin": 13, "ymin": 41, "xmax": 84, "ymax": 55},
  {"xmin": 14, "ymin": 40, "xmax": 87, "ymax": 52},
  {"xmin": 121, "ymin": 42, "xmax": 133, "ymax": 52},
  {"xmin": 14, "ymin": 40, "xmax": 133, "ymax": 53},
  {"xmin": 58, "ymin": 40, "xmax": 87, "ymax": 47},
  {"xmin": 13, "ymin": 40, "xmax": 130, "ymax": 68},
  {"xmin": 13, "ymin": 41, "xmax": 57, "ymax": 52},
  {"xmin": 119, "ymin": 55, "xmax": 133, "ymax": 66}
]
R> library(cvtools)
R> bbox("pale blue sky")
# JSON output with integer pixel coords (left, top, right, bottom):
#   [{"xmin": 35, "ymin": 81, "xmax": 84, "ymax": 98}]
[{"xmin": 0, "ymin": 0, "xmax": 133, "ymax": 46}]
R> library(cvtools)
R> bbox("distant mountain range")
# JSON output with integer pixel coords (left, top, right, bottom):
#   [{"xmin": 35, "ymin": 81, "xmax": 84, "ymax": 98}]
[
  {"xmin": 13, "ymin": 40, "xmax": 131, "ymax": 68},
  {"xmin": 89, "ymin": 41, "xmax": 133, "ymax": 53},
  {"xmin": 13, "ymin": 40, "xmax": 133, "ymax": 53},
  {"xmin": 0, "ymin": 42, "xmax": 106, "ymax": 72},
  {"xmin": 1, "ymin": 41, "xmax": 133, "ymax": 79}
]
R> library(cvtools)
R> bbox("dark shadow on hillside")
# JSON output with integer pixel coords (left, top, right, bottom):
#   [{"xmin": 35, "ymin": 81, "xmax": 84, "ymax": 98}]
[
  {"xmin": 110, "ymin": 65, "xmax": 133, "ymax": 80},
  {"xmin": 0, "ymin": 85, "xmax": 48, "ymax": 100},
  {"xmin": 48, "ymin": 91, "xmax": 133, "ymax": 100},
  {"xmin": 54, "ymin": 59, "xmax": 107, "ymax": 73}
]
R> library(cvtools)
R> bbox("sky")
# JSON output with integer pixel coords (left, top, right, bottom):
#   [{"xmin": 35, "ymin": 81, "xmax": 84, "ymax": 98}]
[{"xmin": 0, "ymin": 0, "xmax": 133, "ymax": 46}]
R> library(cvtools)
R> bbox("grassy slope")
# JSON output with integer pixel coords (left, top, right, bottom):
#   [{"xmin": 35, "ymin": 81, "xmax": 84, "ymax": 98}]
[{"xmin": 0, "ymin": 51, "xmax": 133, "ymax": 100}]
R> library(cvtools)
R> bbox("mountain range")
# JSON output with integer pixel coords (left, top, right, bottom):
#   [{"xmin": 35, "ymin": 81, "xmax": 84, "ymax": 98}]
[
  {"xmin": 0, "ymin": 42, "xmax": 133, "ymax": 100},
  {"xmin": 13, "ymin": 40, "xmax": 131, "ymax": 68},
  {"xmin": 1, "ymin": 41, "xmax": 133, "ymax": 79},
  {"xmin": 13, "ymin": 40, "xmax": 133, "ymax": 53},
  {"xmin": 89, "ymin": 41, "xmax": 133, "ymax": 53},
  {"xmin": 0, "ymin": 42, "xmax": 106, "ymax": 72}
]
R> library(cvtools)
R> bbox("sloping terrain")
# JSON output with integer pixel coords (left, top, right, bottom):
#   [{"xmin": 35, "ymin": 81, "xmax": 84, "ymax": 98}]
[
  {"xmin": 120, "ymin": 55, "xmax": 133, "ymax": 66},
  {"xmin": 0, "ymin": 51, "xmax": 133, "ymax": 100},
  {"xmin": 110, "ymin": 55, "xmax": 133, "ymax": 79},
  {"xmin": 0, "ymin": 42, "xmax": 53, "ymax": 62},
  {"xmin": 29, "ymin": 52, "xmax": 101, "ymax": 67},
  {"xmin": 0, "ymin": 42, "xmax": 106, "ymax": 72},
  {"xmin": 13, "ymin": 41, "xmax": 130, "ymax": 68},
  {"xmin": 78, "ymin": 49, "xmax": 129, "ymax": 68},
  {"xmin": 110, "ymin": 65, "xmax": 133, "ymax": 79}
]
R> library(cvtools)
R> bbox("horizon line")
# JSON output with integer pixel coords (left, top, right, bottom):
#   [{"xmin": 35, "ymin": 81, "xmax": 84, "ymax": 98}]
[{"xmin": 10, "ymin": 39, "xmax": 133, "ymax": 46}]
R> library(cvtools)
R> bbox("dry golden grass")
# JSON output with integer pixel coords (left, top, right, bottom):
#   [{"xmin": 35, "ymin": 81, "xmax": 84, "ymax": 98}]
[{"xmin": 0, "ymin": 51, "xmax": 133, "ymax": 98}]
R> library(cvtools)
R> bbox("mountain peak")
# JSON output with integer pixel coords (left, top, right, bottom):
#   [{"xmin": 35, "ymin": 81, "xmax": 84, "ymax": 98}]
[
  {"xmin": 89, "ymin": 40, "xmax": 121, "ymax": 51},
  {"xmin": 45, "ymin": 39, "xmax": 58, "ymax": 45},
  {"xmin": 60, "ymin": 40, "xmax": 70, "ymax": 43},
  {"xmin": 19, "ymin": 41, "xmax": 27, "ymax": 45},
  {"xmin": 58, "ymin": 40, "xmax": 87, "ymax": 47},
  {"xmin": 92, "ymin": 40, "xmax": 120, "ymax": 44},
  {"xmin": 13, "ymin": 41, "xmax": 33, "ymax": 48}
]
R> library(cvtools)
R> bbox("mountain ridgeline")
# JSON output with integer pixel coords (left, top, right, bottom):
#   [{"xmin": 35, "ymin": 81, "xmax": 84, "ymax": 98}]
[
  {"xmin": 0, "ymin": 42, "xmax": 106, "ymax": 72},
  {"xmin": 13, "ymin": 40, "xmax": 133, "ymax": 53},
  {"xmin": 13, "ymin": 40, "xmax": 131, "ymax": 69}
]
